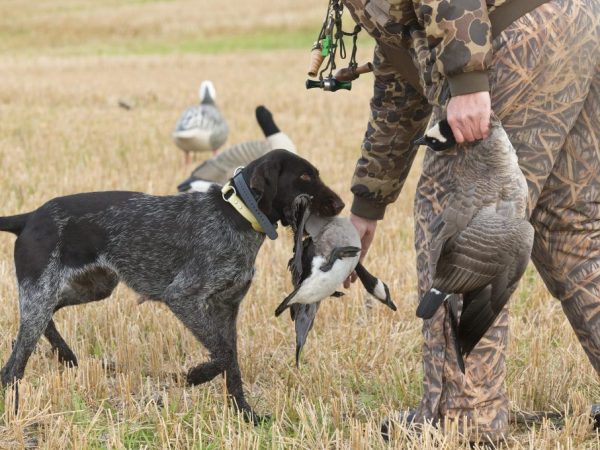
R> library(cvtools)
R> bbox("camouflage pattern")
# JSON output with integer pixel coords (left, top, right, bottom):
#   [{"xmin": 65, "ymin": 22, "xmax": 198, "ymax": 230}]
[
  {"xmin": 346, "ymin": 0, "xmax": 504, "ymax": 218},
  {"xmin": 343, "ymin": 0, "xmax": 501, "ymax": 105},
  {"xmin": 346, "ymin": 0, "xmax": 600, "ymax": 442},
  {"xmin": 350, "ymin": 44, "xmax": 432, "ymax": 220}
]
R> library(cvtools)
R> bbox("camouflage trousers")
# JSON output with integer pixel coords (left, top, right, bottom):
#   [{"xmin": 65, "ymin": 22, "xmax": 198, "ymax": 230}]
[{"xmin": 413, "ymin": 0, "xmax": 600, "ymax": 441}]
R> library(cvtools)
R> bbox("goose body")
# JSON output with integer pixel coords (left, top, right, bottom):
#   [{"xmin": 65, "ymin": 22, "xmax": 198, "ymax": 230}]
[
  {"xmin": 276, "ymin": 197, "xmax": 396, "ymax": 365},
  {"xmin": 172, "ymin": 80, "xmax": 229, "ymax": 155},
  {"xmin": 415, "ymin": 118, "xmax": 534, "ymax": 370},
  {"xmin": 275, "ymin": 214, "xmax": 361, "ymax": 315},
  {"xmin": 178, "ymin": 106, "xmax": 296, "ymax": 192}
]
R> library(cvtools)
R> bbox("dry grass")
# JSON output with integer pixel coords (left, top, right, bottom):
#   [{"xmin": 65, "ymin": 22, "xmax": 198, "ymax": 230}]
[{"xmin": 0, "ymin": 1, "xmax": 598, "ymax": 449}]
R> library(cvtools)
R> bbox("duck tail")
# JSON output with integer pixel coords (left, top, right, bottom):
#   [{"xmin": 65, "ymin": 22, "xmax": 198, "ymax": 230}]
[
  {"xmin": 416, "ymin": 288, "xmax": 450, "ymax": 319},
  {"xmin": 0, "ymin": 213, "xmax": 29, "ymax": 236}
]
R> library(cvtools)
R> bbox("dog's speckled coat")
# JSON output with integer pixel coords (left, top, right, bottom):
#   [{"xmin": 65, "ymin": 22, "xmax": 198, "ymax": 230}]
[{"xmin": 0, "ymin": 150, "xmax": 344, "ymax": 422}]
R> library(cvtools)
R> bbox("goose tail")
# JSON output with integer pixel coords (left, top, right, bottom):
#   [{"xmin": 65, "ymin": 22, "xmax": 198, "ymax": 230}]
[
  {"xmin": 255, "ymin": 105, "xmax": 296, "ymax": 153},
  {"xmin": 416, "ymin": 288, "xmax": 450, "ymax": 319}
]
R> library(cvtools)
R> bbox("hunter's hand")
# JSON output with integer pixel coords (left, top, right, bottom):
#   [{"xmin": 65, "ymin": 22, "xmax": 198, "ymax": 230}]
[
  {"xmin": 447, "ymin": 91, "xmax": 491, "ymax": 143},
  {"xmin": 344, "ymin": 214, "xmax": 378, "ymax": 288}
]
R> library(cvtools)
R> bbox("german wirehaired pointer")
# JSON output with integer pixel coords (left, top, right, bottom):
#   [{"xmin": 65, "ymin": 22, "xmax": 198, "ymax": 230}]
[{"xmin": 0, "ymin": 149, "xmax": 344, "ymax": 422}]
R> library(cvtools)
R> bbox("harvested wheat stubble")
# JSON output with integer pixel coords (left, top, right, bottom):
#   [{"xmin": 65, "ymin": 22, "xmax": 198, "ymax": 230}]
[{"xmin": 0, "ymin": 1, "xmax": 598, "ymax": 448}]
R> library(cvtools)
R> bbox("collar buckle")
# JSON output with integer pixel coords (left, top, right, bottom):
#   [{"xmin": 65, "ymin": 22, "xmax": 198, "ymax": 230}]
[{"xmin": 222, "ymin": 183, "xmax": 236, "ymax": 202}]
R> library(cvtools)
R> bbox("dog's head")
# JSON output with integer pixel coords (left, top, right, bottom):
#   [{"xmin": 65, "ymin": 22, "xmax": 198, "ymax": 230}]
[{"xmin": 243, "ymin": 149, "xmax": 344, "ymax": 226}]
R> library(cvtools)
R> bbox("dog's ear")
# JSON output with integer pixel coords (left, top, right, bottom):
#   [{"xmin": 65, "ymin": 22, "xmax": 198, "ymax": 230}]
[{"xmin": 250, "ymin": 159, "xmax": 281, "ymax": 215}]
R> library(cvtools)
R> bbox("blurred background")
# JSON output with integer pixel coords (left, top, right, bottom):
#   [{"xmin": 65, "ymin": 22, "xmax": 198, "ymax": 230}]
[{"xmin": 0, "ymin": 1, "xmax": 597, "ymax": 448}]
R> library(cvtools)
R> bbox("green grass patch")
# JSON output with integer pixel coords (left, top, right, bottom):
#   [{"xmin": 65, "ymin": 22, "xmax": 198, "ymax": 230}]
[
  {"xmin": 0, "ymin": 28, "xmax": 318, "ymax": 57},
  {"xmin": 122, "ymin": 424, "xmax": 158, "ymax": 449},
  {"xmin": 84, "ymin": 28, "xmax": 317, "ymax": 56}
]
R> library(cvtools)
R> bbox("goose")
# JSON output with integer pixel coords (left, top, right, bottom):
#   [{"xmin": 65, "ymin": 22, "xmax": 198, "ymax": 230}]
[
  {"xmin": 276, "ymin": 195, "xmax": 396, "ymax": 366},
  {"xmin": 414, "ymin": 117, "xmax": 534, "ymax": 372},
  {"xmin": 172, "ymin": 80, "xmax": 229, "ymax": 163},
  {"xmin": 177, "ymin": 105, "xmax": 296, "ymax": 193}
]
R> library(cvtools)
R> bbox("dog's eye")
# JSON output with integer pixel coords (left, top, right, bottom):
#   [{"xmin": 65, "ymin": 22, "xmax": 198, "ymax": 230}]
[{"xmin": 300, "ymin": 173, "xmax": 312, "ymax": 182}]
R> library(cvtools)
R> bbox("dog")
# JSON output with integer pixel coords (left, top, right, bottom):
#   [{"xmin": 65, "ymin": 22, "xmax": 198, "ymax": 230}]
[{"xmin": 0, "ymin": 149, "xmax": 344, "ymax": 422}]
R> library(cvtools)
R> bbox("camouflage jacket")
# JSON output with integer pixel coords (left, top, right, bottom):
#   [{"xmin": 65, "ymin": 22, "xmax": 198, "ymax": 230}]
[{"xmin": 345, "ymin": 0, "xmax": 510, "ymax": 220}]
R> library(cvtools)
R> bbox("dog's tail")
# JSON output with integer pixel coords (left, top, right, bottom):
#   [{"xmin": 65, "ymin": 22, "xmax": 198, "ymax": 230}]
[{"xmin": 0, "ymin": 213, "xmax": 30, "ymax": 236}]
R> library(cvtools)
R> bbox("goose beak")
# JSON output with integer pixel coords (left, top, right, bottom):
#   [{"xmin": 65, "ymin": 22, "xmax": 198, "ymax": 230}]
[
  {"xmin": 413, "ymin": 135, "xmax": 427, "ymax": 146},
  {"xmin": 382, "ymin": 285, "xmax": 397, "ymax": 311}
]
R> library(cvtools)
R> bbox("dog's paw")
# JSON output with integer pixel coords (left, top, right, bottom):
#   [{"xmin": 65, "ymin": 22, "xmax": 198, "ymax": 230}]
[
  {"xmin": 54, "ymin": 347, "xmax": 78, "ymax": 368},
  {"xmin": 242, "ymin": 408, "xmax": 272, "ymax": 426},
  {"xmin": 186, "ymin": 365, "xmax": 221, "ymax": 386}
]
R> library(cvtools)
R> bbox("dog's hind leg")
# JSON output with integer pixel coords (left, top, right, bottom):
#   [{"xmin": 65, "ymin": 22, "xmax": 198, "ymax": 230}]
[
  {"xmin": 43, "ymin": 267, "xmax": 118, "ymax": 367},
  {"xmin": 44, "ymin": 319, "xmax": 77, "ymax": 367},
  {"xmin": 1, "ymin": 285, "xmax": 58, "ymax": 388}
]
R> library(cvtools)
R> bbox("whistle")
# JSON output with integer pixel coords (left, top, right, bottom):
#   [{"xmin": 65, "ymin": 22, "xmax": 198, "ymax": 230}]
[
  {"xmin": 307, "ymin": 45, "xmax": 325, "ymax": 78},
  {"xmin": 333, "ymin": 62, "xmax": 374, "ymax": 82},
  {"xmin": 305, "ymin": 78, "xmax": 352, "ymax": 92}
]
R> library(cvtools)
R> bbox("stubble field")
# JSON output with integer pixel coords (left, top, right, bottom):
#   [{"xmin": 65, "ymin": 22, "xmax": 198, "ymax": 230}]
[{"xmin": 0, "ymin": 1, "xmax": 598, "ymax": 448}]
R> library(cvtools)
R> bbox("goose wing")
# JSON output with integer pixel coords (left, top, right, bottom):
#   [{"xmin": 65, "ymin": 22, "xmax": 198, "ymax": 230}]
[
  {"xmin": 428, "ymin": 184, "xmax": 481, "ymax": 277},
  {"xmin": 291, "ymin": 302, "xmax": 320, "ymax": 367},
  {"xmin": 186, "ymin": 140, "xmax": 270, "ymax": 186},
  {"xmin": 174, "ymin": 105, "xmax": 201, "ymax": 132},
  {"xmin": 173, "ymin": 104, "xmax": 229, "ymax": 150},
  {"xmin": 433, "ymin": 211, "xmax": 505, "ymax": 294},
  {"xmin": 455, "ymin": 217, "xmax": 534, "ymax": 356}
]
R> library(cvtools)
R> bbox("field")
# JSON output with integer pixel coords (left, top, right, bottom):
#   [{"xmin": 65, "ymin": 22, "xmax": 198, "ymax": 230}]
[{"xmin": 0, "ymin": 0, "xmax": 598, "ymax": 448}]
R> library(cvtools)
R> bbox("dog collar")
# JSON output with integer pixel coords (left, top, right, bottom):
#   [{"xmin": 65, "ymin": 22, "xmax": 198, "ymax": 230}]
[{"xmin": 221, "ymin": 170, "xmax": 278, "ymax": 240}]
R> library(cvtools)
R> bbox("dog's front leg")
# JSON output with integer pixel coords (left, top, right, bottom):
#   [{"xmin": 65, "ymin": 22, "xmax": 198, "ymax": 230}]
[
  {"xmin": 218, "ymin": 302, "xmax": 269, "ymax": 425},
  {"xmin": 164, "ymin": 275, "xmax": 268, "ymax": 424}
]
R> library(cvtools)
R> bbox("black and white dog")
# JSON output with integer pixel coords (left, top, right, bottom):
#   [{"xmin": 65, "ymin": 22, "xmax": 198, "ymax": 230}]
[{"xmin": 0, "ymin": 149, "xmax": 344, "ymax": 422}]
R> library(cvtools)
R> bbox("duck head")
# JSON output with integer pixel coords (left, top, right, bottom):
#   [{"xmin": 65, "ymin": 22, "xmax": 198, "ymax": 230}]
[{"xmin": 414, "ymin": 120, "xmax": 456, "ymax": 151}]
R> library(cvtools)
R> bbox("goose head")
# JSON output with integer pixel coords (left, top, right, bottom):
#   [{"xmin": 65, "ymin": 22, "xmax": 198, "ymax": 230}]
[
  {"xmin": 414, "ymin": 120, "xmax": 456, "ymax": 151},
  {"xmin": 198, "ymin": 80, "xmax": 217, "ymax": 104}
]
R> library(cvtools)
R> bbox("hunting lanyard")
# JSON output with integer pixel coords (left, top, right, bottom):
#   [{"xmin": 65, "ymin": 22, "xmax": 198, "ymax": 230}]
[{"xmin": 306, "ymin": 0, "xmax": 361, "ymax": 91}]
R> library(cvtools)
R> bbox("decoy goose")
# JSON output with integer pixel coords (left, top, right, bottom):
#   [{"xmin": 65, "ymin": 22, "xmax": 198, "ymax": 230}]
[
  {"xmin": 178, "ymin": 105, "xmax": 296, "ymax": 193},
  {"xmin": 414, "ymin": 117, "xmax": 534, "ymax": 372},
  {"xmin": 172, "ymin": 80, "xmax": 229, "ymax": 163},
  {"xmin": 276, "ymin": 195, "xmax": 396, "ymax": 366}
]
